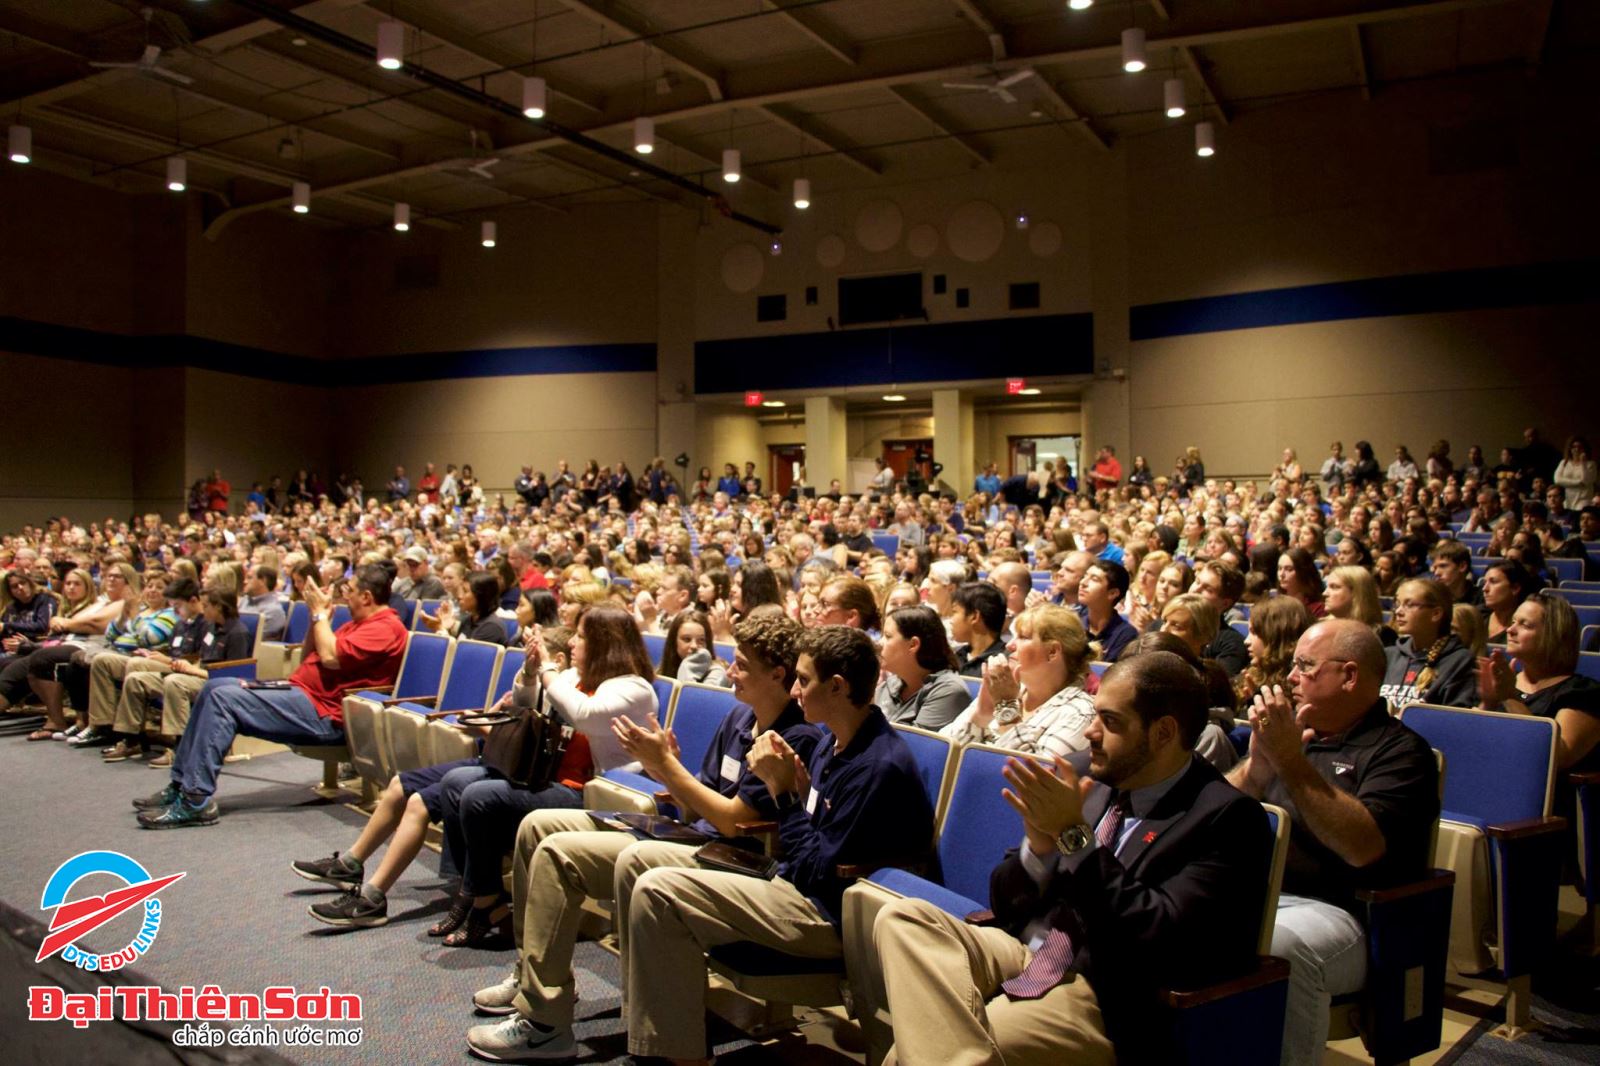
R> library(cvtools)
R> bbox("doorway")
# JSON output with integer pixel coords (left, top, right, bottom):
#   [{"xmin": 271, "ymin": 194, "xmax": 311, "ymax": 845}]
[
  {"xmin": 882, "ymin": 439, "xmax": 934, "ymax": 483},
  {"xmin": 1009, "ymin": 435, "xmax": 1081, "ymax": 480},
  {"xmin": 769, "ymin": 444, "xmax": 805, "ymax": 497}
]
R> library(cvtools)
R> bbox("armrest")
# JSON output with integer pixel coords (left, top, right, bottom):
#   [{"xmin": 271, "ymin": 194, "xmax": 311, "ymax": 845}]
[
  {"xmin": 400, "ymin": 694, "xmax": 440, "ymax": 707},
  {"xmin": 1485, "ymin": 815, "xmax": 1568, "ymax": 841},
  {"xmin": 836, "ymin": 863, "xmax": 883, "ymax": 881},
  {"xmin": 1158, "ymin": 956, "xmax": 1291, "ymax": 1009},
  {"xmin": 207, "ymin": 657, "xmax": 256, "ymax": 669},
  {"xmin": 654, "ymin": 791, "xmax": 681, "ymax": 820},
  {"xmin": 363, "ymin": 684, "xmax": 396, "ymax": 696},
  {"xmin": 736, "ymin": 820, "xmax": 780, "ymax": 856},
  {"xmin": 1354, "ymin": 869, "xmax": 1455, "ymax": 905},
  {"xmin": 423, "ymin": 708, "xmax": 466, "ymax": 720},
  {"xmin": 963, "ymin": 909, "xmax": 996, "ymax": 925},
  {"xmin": 1569, "ymin": 772, "xmax": 1600, "ymax": 787}
]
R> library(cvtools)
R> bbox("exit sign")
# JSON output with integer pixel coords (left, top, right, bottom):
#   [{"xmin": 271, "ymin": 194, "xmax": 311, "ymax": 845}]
[
  {"xmin": 744, "ymin": 391, "xmax": 764, "ymax": 407},
  {"xmin": 1006, "ymin": 379, "xmax": 1027, "ymax": 394}
]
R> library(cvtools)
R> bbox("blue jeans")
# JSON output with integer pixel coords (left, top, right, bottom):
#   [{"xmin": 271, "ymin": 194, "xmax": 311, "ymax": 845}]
[
  {"xmin": 1271, "ymin": 893, "xmax": 1368, "ymax": 1066},
  {"xmin": 171, "ymin": 679, "xmax": 345, "ymax": 801},
  {"xmin": 434, "ymin": 764, "xmax": 582, "ymax": 897}
]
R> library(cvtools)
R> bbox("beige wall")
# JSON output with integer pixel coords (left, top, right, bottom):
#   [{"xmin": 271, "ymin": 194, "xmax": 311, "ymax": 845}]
[
  {"xmin": 334, "ymin": 372, "xmax": 657, "ymax": 493},
  {"xmin": 695, "ymin": 409, "xmax": 765, "ymax": 481},
  {"xmin": 972, "ymin": 408, "xmax": 1085, "ymax": 476},
  {"xmin": 184, "ymin": 368, "xmax": 334, "ymax": 492}
]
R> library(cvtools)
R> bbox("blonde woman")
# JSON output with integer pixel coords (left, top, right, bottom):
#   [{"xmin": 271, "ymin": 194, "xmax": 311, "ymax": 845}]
[
  {"xmin": 1452, "ymin": 603, "xmax": 1486, "ymax": 659},
  {"xmin": 1234, "ymin": 596, "xmax": 1311, "ymax": 705},
  {"xmin": 1323, "ymin": 565, "xmax": 1393, "ymax": 645},
  {"xmin": 940, "ymin": 604, "xmax": 1096, "ymax": 759},
  {"xmin": 1124, "ymin": 550, "xmax": 1171, "ymax": 630},
  {"xmin": 0, "ymin": 568, "xmax": 118, "ymax": 737}
]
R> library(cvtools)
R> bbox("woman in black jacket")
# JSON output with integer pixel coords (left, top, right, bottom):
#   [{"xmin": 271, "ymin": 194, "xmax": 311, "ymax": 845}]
[{"xmin": 1350, "ymin": 440, "xmax": 1383, "ymax": 487}]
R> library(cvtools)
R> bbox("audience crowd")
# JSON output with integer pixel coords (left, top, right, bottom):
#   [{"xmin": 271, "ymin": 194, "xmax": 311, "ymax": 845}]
[{"xmin": 2, "ymin": 424, "xmax": 1598, "ymax": 1066}]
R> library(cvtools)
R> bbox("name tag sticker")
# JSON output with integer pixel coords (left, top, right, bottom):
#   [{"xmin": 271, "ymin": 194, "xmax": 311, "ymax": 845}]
[
  {"xmin": 202, "ymin": 632, "xmax": 215, "ymax": 646},
  {"xmin": 805, "ymin": 788, "xmax": 819, "ymax": 815},
  {"xmin": 1026, "ymin": 933, "xmax": 1047, "ymax": 952},
  {"xmin": 720, "ymin": 755, "xmax": 740, "ymax": 782}
]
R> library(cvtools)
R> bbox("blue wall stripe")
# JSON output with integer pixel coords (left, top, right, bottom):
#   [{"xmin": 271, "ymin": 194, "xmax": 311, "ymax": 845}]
[
  {"xmin": 1128, "ymin": 258, "xmax": 1600, "ymax": 341},
  {"xmin": 694, "ymin": 313, "xmax": 1093, "ymax": 394},
  {"xmin": 0, "ymin": 316, "xmax": 656, "ymax": 385}
]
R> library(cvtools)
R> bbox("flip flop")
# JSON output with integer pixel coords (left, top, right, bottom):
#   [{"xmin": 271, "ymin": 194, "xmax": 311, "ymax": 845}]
[{"xmin": 27, "ymin": 729, "xmax": 56, "ymax": 742}]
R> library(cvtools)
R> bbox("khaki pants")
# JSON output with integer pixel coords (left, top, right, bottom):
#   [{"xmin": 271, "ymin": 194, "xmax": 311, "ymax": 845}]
[
  {"xmin": 508, "ymin": 811, "xmax": 701, "ymax": 1028},
  {"xmin": 624, "ymin": 859, "xmax": 842, "ymax": 1060},
  {"xmin": 115, "ymin": 670, "xmax": 204, "ymax": 736},
  {"xmin": 871, "ymin": 897, "xmax": 1114, "ymax": 1066},
  {"xmin": 88, "ymin": 656, "xmax": 166, "ymax": 728}
]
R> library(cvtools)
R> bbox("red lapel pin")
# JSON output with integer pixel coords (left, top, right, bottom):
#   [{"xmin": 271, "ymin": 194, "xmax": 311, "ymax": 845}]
[{"xmin": 1143, "ymin": 830, "xmax": 1157, "ymax": 844}]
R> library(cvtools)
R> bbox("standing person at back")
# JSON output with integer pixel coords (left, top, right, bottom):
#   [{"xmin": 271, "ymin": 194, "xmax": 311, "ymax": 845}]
[{"xmin": 1228, "ymin": 618, "xmax": 1439, "ymax": 1065}]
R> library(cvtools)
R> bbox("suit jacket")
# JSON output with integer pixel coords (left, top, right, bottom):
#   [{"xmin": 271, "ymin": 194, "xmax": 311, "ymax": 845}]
[{"xmin": 989, "ymin": 755, "xmax": 1272, "ymax": 1061}]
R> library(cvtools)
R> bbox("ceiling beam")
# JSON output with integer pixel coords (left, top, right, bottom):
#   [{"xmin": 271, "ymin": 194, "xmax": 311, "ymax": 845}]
[
  {"xmin": 1030, "ymin": 71, "xmax": 1109, "ymax": 152},
  {"xmin": 167, "ymin": 78, "xmax": 402, "ymax": 163},
  {"xmin": 759, "ymin": 2, "xmax": 857, "ymax": 66},
  {"xmin": 536, "ymin": 150, "xmax": 677, "ymax": 204},
  {"xmin": 359, "ymin": 0, "xmax": 606, "ymax": 113},
  {"xmin": 1526, "ymin": 0, "xmax": 1555, "ymax": 72},
  {"xmin": 1148, "ymin": 0, "xmax": 1173, "ymax": 20},
  {"xmin": 1178, "ymin": 45, "xmax": 1229, "ymax": 125},
  {"xmin": 759, "ymin": 103, "xmax": 881, "ymax": 176},
  {"xmin": 885, "ymin": 86, "xmax": 991, "ymax": 165},
  {"xmin": 550, "ymin": 0, "xmax": 725, "ymax": 100},
  {"xmin": 1350, "ymin": 26, "xmax": 1372, "ymax": 100},
  {"xmin": 949, "ymin": 0, "xmax": 1007, "ymax": 60}
]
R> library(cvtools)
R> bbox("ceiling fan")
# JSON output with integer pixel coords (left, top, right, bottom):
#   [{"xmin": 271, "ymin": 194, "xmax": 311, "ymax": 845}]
[
  {"xmin": 89, "ymin": 43, "xmax": 193, "ymax": 85},
  {"xmin": 89, "ymin": 9, "xmax": 193, "ymax": 84},
  {"xmin": 941, "ymin": 68, "xmax": 1034, "ymax": 104}
]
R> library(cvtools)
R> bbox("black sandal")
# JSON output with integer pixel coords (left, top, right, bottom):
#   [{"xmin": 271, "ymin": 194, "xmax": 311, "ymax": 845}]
[
  {"xmin": 442, "ymin": 902, "xmax": 512, "ymax": 948},
  {"xmin": 427, "ymin": 892, "xmax": 472, "ymax": 938}
]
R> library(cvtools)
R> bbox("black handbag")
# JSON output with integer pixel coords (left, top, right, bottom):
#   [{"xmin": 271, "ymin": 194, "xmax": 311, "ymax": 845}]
[{"xmin": 457, "ymin": 682, "xmax": 573, "ymax": 790}]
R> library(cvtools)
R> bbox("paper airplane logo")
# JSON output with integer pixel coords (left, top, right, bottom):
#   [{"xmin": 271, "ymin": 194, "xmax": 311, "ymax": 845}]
[{"xmin": 36, "ymin": 851, "xmax": 185, "ymax": 966}]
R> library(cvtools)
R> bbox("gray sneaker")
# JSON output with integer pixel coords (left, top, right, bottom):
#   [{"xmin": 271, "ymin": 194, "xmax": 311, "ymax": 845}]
[
  {"xmin": 466, "ymin": 1015, "xmax": 576, "ymax": 1062},
  {"xmin": 473, "ymin": 972, "xmax": 521, "ymax": 1016},
  {"xmin": 133, "ymin": 783, "xmax": 181, "ymax": 810}
]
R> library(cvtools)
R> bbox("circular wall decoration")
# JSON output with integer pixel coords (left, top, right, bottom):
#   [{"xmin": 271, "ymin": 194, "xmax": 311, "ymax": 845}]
[
  {"xmin": 1028, "ymin": 221, "xmax": 1063, "ymax": 257},
  {"xmin": 855, "ymin": 198, "xmax": 904, "ymax": 252},
  {"xmin": 816, "ymin": 234, "xmax": 847, "ymax": 268},
  {"xmin": 906, "ymin": 223, "xmax": 940, "ymax": 259},
  {"xmin": 945, "ymin": 199, "xmax": 1005, "ymax": 263},
  {"xmin": 721, "ymin": 243, "xmax": 765, "ymax": 293}
]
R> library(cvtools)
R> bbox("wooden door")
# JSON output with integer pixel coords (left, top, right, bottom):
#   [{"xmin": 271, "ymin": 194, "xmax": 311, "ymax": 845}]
[
  {"xmin": 883, "ymin": 439, "xmax": 933, "ymax": 481},
  {"xmin": 769, "ymin": 444, "xmax": 805, "ymax": 497}
]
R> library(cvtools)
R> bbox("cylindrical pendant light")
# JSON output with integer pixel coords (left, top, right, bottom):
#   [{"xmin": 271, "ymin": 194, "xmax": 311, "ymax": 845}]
[
  {"xmin": 8, "ymin": 124, "xmax": 32, "ymax": 164},
  {"xmin": 376, "ymin": 21, "xmax": 404, "ymax": 70},
  {"xmin": 481, "ymin": 220, "xmax": 497, "ymax": 247},
  {"xmin": 1122, "ymin": 28, "xmax": 1146, "ymax": 73},
  {"xmin": 1163, "ymin": 78, "xmax": 1186, "ymax": 118},
  {"xmin": 1195, "ymin": 121, "xmax": 1216, "ymax": 157},
  {"xmin": 1068, "ymin": 0, "xmax": 1093, "ymax": 9},
  {"xmin": 522, "ymin": 77, "xmax": 546, "ymax": 119},
  {"xmin": 770, "ymin": 239, "xmax": 782, "ymax": 257},
  {"xmin": 166, "ymin": 156, "xmax": 186, "ymax": 191},
  {"xmin": 394, "ymin": 202, "xmax": 410, "ymax": 231},
  {"xmin": 722, "ymin": 148, "xmax": 740, "ymax": 184},
  {"xmin": 793, "ymin": 177, "xmax": 811, "ymax": 209},
  {"xmin": 292, "ymin": 181, "xmax": 311, "ymax": 214},
  {"xmin": 633, "ymin": 116, "xmax": 654, "ymax": 154}
]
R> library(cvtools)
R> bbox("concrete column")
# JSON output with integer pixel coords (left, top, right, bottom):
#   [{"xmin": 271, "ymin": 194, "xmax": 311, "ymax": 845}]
[
  {"xmin": 805, "ymin": 395, "xmax": 848, "ymax": 491},
  {"xmin": 932, "ymin": 389, "xmax": 974, "ymax": 496}
]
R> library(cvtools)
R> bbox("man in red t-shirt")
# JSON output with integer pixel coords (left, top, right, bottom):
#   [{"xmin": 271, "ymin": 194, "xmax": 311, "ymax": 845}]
[
  {"xmin": 1088, "ymin": 446, "xmax": 1123, "ymax": 494},
  {"xmin": 417, "ymin": 462, "xmax": 441, "ymax": 496},
  {"xmin": 205, "ymin": 469, "xmax": 231, "ymax": 513},
  {"xmin": 135, "ymin": 563, "xmax": 408, "ymax": 828}
]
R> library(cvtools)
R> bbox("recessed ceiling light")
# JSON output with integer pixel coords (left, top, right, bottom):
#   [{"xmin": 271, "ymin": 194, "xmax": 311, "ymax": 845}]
[
  {"xmin": 292, "ymin": 37, "xmax": 308, "ymax": 47},
  {"xmin": 761, "ymin": 400, "xmax": 786, "ymax": 408},
  {"xmin": 883, "ymin": 394, "xmax": 906, "ymax": 402},
  {"xmin": 1018, "ymin": 387, "xmax": 1041, "ymax": 395}
]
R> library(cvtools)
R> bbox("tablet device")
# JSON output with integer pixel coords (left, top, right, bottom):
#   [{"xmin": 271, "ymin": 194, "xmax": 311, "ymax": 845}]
[{"xmin": 694, "ymin": 841, "xmax": 779, "ymax": 880}]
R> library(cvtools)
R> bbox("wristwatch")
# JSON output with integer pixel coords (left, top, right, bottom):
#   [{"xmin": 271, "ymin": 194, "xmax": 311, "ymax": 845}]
[
  {"xmin": 993, "ymin": 698, "xmax": 1022, "ymax": 727},
  {"xmin": 1055, "ymin": 823, "xmax": 1093, "ymax": 855}
]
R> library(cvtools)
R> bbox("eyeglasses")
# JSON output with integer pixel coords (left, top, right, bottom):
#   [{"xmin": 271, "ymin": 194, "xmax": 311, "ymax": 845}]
[{"xmin": 1289, "ymin": 657, "xmax": 1353, "ymax": 676}]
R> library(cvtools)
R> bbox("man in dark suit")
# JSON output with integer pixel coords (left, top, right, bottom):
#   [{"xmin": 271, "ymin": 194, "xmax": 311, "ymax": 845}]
[{"xmin": 866, "ymin": 651, "xmax": 1273, "ymax": 1065}]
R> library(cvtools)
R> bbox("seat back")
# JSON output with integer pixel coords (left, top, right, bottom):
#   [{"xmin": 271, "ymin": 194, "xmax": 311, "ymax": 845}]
[
  {"xmin": 1581, "ymin": 625, "xmax": 1600, "ymax": 654},
  {"xmin": 393, "ymin": 631, "xmax": 454, "ymax": 702},
  {"xmin": 1258, "ymin": 803, "xmax": 1291, "ymax": 956},
  {"xmin": 668, "ymin": 681, "xmax": 737, "ymax": 773},
  {"xmin": 1578, "ymin": 652, "xmax": 1600, "ymax": 683},
  {"xmin": 281, "ymin": 600, "xmax": 312, "ymax": 644},
  {"xmin": 1555, "ymin": 588, "xmax": 1600, "ymax": 607},
  {"xmin": 891, "ymin": 724, "xmax": 957, "ymax": 826},
  {"xmin": 412, "ymin": 599, "xmax": 442, "ymax": 632},
  {"xmin": 937, "ymin": 744, "xmax": 1037, "ymax": 906},
  {"xmin": 961, "ymin": 675, "xmax": 982, "ymax": 700},
  {"xmin": 392, "ymin": 597, "xmax": 417, "ymax": 629},
  {"xmin": 1399, "ymin": 704, "xmax": 1555, "ymax": 824},
  {"xmin": 491, "ymin": 650, "xmax": 523, "ymax": 705},
  {"xmin": 642, "ymin": 632, "xmax": 667, "ymax": 666},
  {"xmin": 1545, "ymin": 557, "xmax": 1583, "ymax": 585},
  {"xmin": 711, "ymin": 641, "xmax": 736, "ymax": 664},
  {"xmin": 329, "ymin": 604, "xmax": 352, "ymax": 632},
  {"xmin": 237, "ymin": 612, "xmax": 262, "ymax": 655},
  {"xmin": 1090, "ymin": 661, "xmax": 1111, "ymax": 678},
  {"xmin": 436, "ymin": 639, "xmax": 503, "ymax": 712},
  {"xmin": 871, "ymin": 532, "xmax": 900, "ymax": 556},
  {"xmin": 500, "ymin": 616, "xmax": 520, "ymax": 642},
  {"xmin": 652, "ymin": 676, "xmax": 679, "ymax": 725}
]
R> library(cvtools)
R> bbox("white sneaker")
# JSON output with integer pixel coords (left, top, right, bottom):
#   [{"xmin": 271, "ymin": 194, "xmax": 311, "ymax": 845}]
[
  {"xmin": 62, "ymin": 723, "xmax": 83, "ymax": 738},
  {"xmin": 473, "ymin": 972, "xmax": 521, "ymax": 1016},
  {"xmin": 466, "ymin": 1015, "xmax": 576, "ymax": 1062}
]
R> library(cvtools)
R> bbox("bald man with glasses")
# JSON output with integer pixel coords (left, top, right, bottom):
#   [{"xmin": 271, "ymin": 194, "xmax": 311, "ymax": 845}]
[{"xmin": 1227, "ymin": 619, "xmax": 1439, "ymax": 1065}]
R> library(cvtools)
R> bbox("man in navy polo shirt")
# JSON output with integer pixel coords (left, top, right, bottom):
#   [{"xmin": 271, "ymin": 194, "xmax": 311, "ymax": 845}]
[{"xmin": 466, "ymin": 613, "xmax": 824, "ymax": 1060}]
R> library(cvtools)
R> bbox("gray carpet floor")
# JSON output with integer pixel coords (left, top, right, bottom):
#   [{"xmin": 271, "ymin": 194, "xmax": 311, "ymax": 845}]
[{"xmin": 0, "ymin": 714, "xmax": 750, "ymax": 1065}]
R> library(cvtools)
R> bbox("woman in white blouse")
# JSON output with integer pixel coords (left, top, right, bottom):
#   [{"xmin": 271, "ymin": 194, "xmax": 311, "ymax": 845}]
[{"xmin": 941, "ymin": 604, "xmax": 1096, "ymax": 760}]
